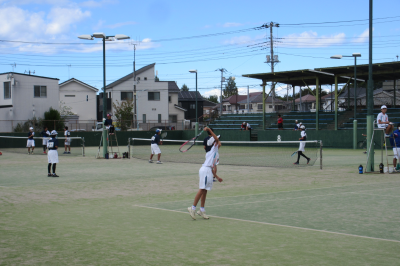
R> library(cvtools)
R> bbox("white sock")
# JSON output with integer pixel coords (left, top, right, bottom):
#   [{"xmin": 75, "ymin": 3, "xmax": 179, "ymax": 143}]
[
  {"xmin": 192, "ymin": 206, "xmax": 196, "ymax": 210},
  {"xmin": 200, "ymin": 207, "xmax": 205, "ymax": 212}
]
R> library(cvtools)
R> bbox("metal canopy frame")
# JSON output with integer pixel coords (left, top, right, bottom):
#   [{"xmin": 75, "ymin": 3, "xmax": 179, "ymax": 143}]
[{"xmin": 243, "ymin": 61, "xmax": 400, "ymax": 131}]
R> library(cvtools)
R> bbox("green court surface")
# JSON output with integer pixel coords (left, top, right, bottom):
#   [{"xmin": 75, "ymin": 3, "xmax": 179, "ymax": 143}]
[{"xmin": 1, "ymin": 146, "xmax": 400, "ymax": 265}]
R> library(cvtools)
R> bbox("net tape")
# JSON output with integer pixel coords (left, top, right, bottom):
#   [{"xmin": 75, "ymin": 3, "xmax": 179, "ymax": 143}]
[{"xmin": 129, "ymin": 138, "xmax": 321, "ymax": 168}]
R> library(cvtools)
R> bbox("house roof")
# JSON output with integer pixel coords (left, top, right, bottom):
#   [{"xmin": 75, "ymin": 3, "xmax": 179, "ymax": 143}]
[
  {"xmin": 178, "ymin": 91, "xmax": 204, "ymax": 101},
  {"xmin": 105, "ymin": 63, "xmax": 155, "ymax": 89},
  {"xmin": 0, "ymin": 72, "xmax": 59, "ymax": 81},
  {"xmin": 174, "ymin": 104, "xmax": 187, "ymax": 112},
  {"xmin": 237, "ymin": 93, "xmax": 284, "ymax": 104},
  {"xmin": 222, "ymin": 92, "xmax": 262, "ymax": 104},
  {"xmin": 295, "ymin": 94, "xmax": 316, "ymax": 103},
  {"xmin": 203, "ymin": 99, "xmax": 217, "ymax": 107},
  {"xmin": 167, "ymin": 81, "xmax": 180, "ymax": 92},
  {"xmin": 59, "ymin": 78, "xmax": 98, "ymax": 92}
]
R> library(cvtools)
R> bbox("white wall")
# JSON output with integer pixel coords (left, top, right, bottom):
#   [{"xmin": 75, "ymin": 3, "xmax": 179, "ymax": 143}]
[
  {"xmin": 109, "ymin": 67, "xmax": 169, "ymax": 122},
  {"xmin": 60, "ymin": 81, "xmax": 97, "ymax": 120},
  {"xmin": 168, "ymin": 92, "xmax": 185, "ymax": 122}
]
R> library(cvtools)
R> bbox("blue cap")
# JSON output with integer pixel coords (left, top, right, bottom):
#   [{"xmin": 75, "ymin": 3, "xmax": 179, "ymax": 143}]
[{"xmin": 156, "ymin": 129, "xmax": 162, "ymax": 133}]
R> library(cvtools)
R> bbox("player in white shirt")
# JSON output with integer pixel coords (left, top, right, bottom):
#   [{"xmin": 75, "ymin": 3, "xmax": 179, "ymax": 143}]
[
  {"xmin": 27, "ymin": 127, "xmax": 35, "ymax": 155},
  {"xmin": 293, "ymin": 125, "xmax": 311, "ymax": 165},
  {"xmin": 188, "ymin": 127, "xmax": 223, "ymax": 220},
  {"xmin": 377, "ymin": 105, "xmax": 394, "ymax": 137},
  {"xmin": 63, "ymin": 126, "xmax": 71, "ymax": 154}
]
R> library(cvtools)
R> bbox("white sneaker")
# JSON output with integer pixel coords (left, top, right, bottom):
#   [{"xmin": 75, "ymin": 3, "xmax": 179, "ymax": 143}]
[
  {"xmin": 385, "ymin": 134, "xmax": 391, "ymax": 138},
  {"xmin": 188, "ymin": 207, "xmax": 196, "ymax": 220},
  {"xmin": 157, "ymin": 161, "xmax": 163, "ymax": 164},
  {"xmin": 28, "ymin": 151, "xmax": 30, "ymax": 155},
  {"xmin": 31, "ymin": 151, "xmax": 34, "ymax": 155},
  {"xmin": 196, "ymin": 210, "xmax": 209, "ymax": 219},
  {"xmin": 148, "ymin": 160, "xmax": 153, "ymax": 163}
]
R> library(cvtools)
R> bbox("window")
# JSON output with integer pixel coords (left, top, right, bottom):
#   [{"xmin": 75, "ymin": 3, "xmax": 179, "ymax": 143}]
[
  {"xmin": 64, "ymin": 95, "xmax": 75, "ymax": 97},
  {"xmin": 143, "ymin": 114, "xmax": 146, "ymax": 123},
  {"xmin": 137, "ymin": 77, "xmax": 140, "ymax": 81},
  {"xmin": 169, "ymin": 115, "xmax": 177, "ymax": 123},
  {"xmin": 34, "ymin": 86, "xmax": 47, "ymax": 98},
  {"xmin": 144, "ymin": 77, "xmax": 147, "ymax": 81},
  {"xmin": 257, "ymin": 104, "xmax": 263, "ymax": 110},
  {"xmin": 158, "ymin": 114, "xmax": 161, "ymax": 123},
  {"xmin": 4, "ymin": 82, "xmax": 11, "ymax": 99},
  {"xmin": 148, "ymin": 92, "xmax": 160, "ymax": 101},
  {"xmin": 168, "ymin": 96, "xmax": 171, "ymax": 102},
  {"xmin": 121, "ymin": 91, "xmax": 133, "ymax": 101},
  {"xmin": 190, "ymin": 104, "xmax": 195, "ymax": 109},
  {"xmin": 240, "ymin": 104, "xmax": 245, "ymax": 109},
  {"xmin": 269, "ymin": 105, "xmax": 272, "ymax": 108}
]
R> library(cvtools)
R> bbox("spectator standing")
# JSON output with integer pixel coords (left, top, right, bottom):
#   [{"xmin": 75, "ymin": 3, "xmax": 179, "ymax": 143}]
[
  {"xmin": 241, "ymin": 122, "xmax": 246, "ymax": 130},
  {"xmin": 277, "ymin": 115, "xmax": 283, "ymax": 130}
]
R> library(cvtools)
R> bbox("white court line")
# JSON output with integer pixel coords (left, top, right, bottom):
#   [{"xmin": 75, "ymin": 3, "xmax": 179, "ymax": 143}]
[
  {"xmin": 133, "ymin": 204, "xmax": 400, "ymax": 244},
  {"xmin": 355, "ymin": 193, "xmax": 400, "ymax": 198}
]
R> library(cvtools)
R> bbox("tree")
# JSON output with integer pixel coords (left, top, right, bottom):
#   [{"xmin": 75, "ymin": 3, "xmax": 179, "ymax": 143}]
[
  {"xmin": 222, "ymin": 77, "xmax": 237, "ymax": 98},
  {"xmin": 207, "ymin": 95, "xmax": 219, "ymax": 103},
  {"xmin": 59, "ymin": 101, "xmax": 75, "ymax": 116},
  {"xmin": 181, "ymin": 84, "xmax": 189, "ymax": 91},
  {"xmin": 113, "ymin": 100, "xmax": 134, "ymax": 131},
  {"xmin": 44, "ymin": 107, "xmax": 65, "ymax": 131}
]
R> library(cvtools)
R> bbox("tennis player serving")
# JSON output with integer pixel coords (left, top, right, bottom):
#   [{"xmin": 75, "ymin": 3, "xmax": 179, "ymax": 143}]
[{"xmin": 188, "ymin": 127, "xmax": 222, "ymax": 220}]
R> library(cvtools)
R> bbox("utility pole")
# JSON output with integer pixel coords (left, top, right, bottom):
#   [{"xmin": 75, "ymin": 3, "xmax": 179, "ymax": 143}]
[
  {"xmin": 261, "ymin": 22, "xmax": 280, "ymax": 113},
  {"xmin": 66, "ymin": 64, "xmax": 71, "ymax": 79},
  {"xmin": 130, "ymin": 42, "xmax": 139, "ymax": 129},
  {"xmin": 216, "ymin": 68, "xmax": 227, "ymax": 115}
]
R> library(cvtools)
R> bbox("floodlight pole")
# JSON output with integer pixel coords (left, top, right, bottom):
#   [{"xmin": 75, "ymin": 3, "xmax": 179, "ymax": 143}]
[
  {"xmin": 366, "ymin": 0, "xmax": 374, "ymax": 172},
  {"xmin": 102, "ymin": 36, "xmax": 107, "ymax": 157}
]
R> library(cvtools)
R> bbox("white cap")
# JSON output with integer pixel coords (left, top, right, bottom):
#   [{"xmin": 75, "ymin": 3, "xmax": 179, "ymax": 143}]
[
  {"xmin": 51, "ymin": 130, "xmax": 58, "ymax": 135},
  {"xmin": 299, "ymin": 122, "xmax": 302, "ymax": 124},
  {"xmin": 300, "ymin": 125, "xmax": 305, "ymax": 129},
  {"xmin": 381, "ymin": 105, "xmax": 387, "ymax": 109},
  {"xmin": 243, "ymin": 122, "xmax": 246, "ymax": 124},
  {"xmin": 295, "ymin": 120, "xmax": 298, "ymax": 122},
  {"xmin": 29, "ymin": 127, "xmax": 33, "ymax": 130}
]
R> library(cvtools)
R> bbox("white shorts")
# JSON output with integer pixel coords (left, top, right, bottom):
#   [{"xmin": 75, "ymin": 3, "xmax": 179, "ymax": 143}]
[
  {"xmin": 42, "ymin": 138, "xmax": 49, "ymax": 146},
  {"xmin": 393, "ymin": 148, "xmax": 400, "ymax": 160},
  {"xmin": 48, "ymin": 150, "xmax": 59, "ymax": 163},
  {"xmin": 199, "ymin": 166, "xmax": 213, "ymax": 191},
  {"xmin": 64, "ymin": 138, "xmax": 71, "ymax": 146},
  {"xmin": 151, "ymin": 144, "xmax": 161, "ymax": 154},
  {"xmin": 26, "ymin": 139, "xmax": 35, "ymax": 147},
  {"xmin": 298, "ymin": 142, "xmax": 306, "ymax": 152},
  {"xmin": 378, "ymin": 125, "xmax": 388, "ymax": 129}
]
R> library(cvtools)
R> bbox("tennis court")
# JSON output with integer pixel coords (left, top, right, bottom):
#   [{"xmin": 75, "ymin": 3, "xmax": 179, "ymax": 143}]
[{"xmin": 1, "ymin": 146, "xmax": 400, "ymax": 265}]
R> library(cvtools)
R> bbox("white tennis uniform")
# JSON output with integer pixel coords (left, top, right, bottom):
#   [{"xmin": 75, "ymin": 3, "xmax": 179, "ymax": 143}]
[
  {"xmin": 199, "ymin": 140, "xmax": 218, "ymax": 191},
  {"xmin": 393, "ymin": 148, "xmax": 400, "ymax": 160},
  {"xmin": 26, "ymin": 132, "xmax": 35, "ymax": 147},
  {"xmin": 64, "ymin": 130, "xmax": 71, "ymax": 145},
  {"xmin": 298, "ymin": 131, "xmax": 306, "ymax": 152},
  {"xmin": 42, "ymin": 131, "xmax": 51, "ymax": 145},
  {"xmin": 204, "ymin": 136, "xmax": 219, "ymax": 165},
  {"xmin": 47, "ymin": 141, "xmax": 59, "ymax": 163},
  {"xmin": 151, "ymin": 144, "xmax": 161, "ymax": 154},
  {"xmin": 377, "ymin": 112, "xmax": 389, "ymax": 129}
]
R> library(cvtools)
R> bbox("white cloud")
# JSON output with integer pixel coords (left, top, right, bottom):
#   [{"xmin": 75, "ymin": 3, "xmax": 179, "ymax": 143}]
[
  {"xmin": 80, "ymin": 0, "xmax": 115, "ymax": 8},
  {"xmin": 46, "ymin": 7, "xmax": 90, "ymax": 35},
  {"xmin": 352, "ymin": 28, "xmax": 369, "ymax": 43},
  {"xmin": 237, "ymin": 87, "xmax": 261, "ymax": 95},
  {"xmin": 222, "ymin": 22, "xmax": 243, "ymax": 28},
  {"xmin": 282, "ymin": 31, "xmax": 346, "ymax": 48},
  {"xmin": 223, "ymin": 35, "xmax": 253, "ymax": 45},
  {"xmin": 202, "ymin": 89, "xmax": 220, "ymax": 98}
]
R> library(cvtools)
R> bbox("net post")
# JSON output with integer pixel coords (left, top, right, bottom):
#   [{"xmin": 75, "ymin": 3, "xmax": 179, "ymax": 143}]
[
  {"xmin": 82, "ymin": 137, "xmax": 85, "ymax": 157},
  {"xmin": 320, "ymin": 140, "xmax": 323, "ymax": 170},
  {"xmin": 128, "ymin": 138, "xmax": 131, "ymax": 159}
]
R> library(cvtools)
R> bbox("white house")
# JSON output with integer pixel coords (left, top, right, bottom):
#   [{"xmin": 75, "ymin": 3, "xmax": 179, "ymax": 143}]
[
  {"xmin": 59, "ymin": 78, "xmax": 98, "ymax": 121},
  {"xmin": 105, "ymin": 63, "xmax": 185, "ymax": 128},
  {"xmin": 0, "ymin": 72, "xmax": 59, "ymax": 132}
]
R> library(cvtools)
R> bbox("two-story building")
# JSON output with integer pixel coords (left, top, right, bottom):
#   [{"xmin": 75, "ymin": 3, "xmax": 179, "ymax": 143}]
[
  {"xmin": 0, "ymin": 72, "xmax": 59, "ymax": 132},
  {"xmin": 105, "ymin": 63, "xmax": 185, "ymax": 129}
]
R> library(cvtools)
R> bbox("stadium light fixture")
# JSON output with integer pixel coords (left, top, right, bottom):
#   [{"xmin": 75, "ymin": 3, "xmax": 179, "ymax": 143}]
[{"xmin": 78, "ymin": 32, "xmax": 130, "ymax": 158}]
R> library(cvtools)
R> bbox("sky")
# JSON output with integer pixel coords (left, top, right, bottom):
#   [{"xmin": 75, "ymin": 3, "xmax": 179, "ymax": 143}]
[{"xmin": 0, "ymin": 0, "xmax": 399, "ymax": 99}]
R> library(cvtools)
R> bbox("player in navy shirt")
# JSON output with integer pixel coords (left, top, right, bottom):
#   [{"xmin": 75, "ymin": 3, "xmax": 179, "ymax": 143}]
[
  {"xmin": 104, "ymin": 113, "xmax": 115, "ymax": 135},
  {"xmin": 27, "ymin": 127, "xmax": 35, "ymax": 155},
  {"xmin": 40, "ymin": 127, "xmax": 50, "ymax": 154},
  {"xmin": 149, "ymin": 129, "xmax": 163, "ymax": 164},
  {"xmin": 47, "ymin": 130, "xmax": 59, "ymax": 177}
]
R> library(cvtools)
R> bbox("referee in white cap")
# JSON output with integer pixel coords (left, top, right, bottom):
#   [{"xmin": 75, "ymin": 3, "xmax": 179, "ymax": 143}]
[{"xmin": 377, "ymin": 105, "xmax": 394, "ymax": 137}]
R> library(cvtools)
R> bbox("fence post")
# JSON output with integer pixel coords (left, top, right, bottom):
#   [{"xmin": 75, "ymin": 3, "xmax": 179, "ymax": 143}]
[{"xmin": 54, "ymin": 120, "xmax": 56, "ymax": 130}]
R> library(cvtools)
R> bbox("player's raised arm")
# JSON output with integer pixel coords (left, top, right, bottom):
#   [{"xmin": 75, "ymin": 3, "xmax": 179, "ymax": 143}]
[{"xmin": 204, "ymin": 127, "xmax": 220, "ymax": 146}]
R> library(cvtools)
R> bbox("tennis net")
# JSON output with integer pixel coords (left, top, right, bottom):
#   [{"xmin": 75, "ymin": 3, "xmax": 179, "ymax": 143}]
[
  {"xmin": 0, "ymin": 136, "xmax": 85, "ymax": 156},
  {"xmin": 128, "ymin": 138, "xmax": 322, "ymax": 168}
]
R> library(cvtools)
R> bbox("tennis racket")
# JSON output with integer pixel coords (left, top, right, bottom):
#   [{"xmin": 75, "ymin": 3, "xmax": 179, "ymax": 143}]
[
  {"xmin": 179, "ymin": 130, "xmax": 204, "ymax": 152},
  {"xmin": 161, "ymin": 132, "xmax": 167, "ymax": 140},
  {"xmin": 291, "ymin": 151, "xmax": 297, "ymax": 157}
]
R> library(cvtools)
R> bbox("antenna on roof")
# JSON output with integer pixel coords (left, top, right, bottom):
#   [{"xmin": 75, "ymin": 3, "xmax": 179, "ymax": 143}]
[{"xmin": 11, "ymin": 63, "xmax": 16, "ymax": 72}]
